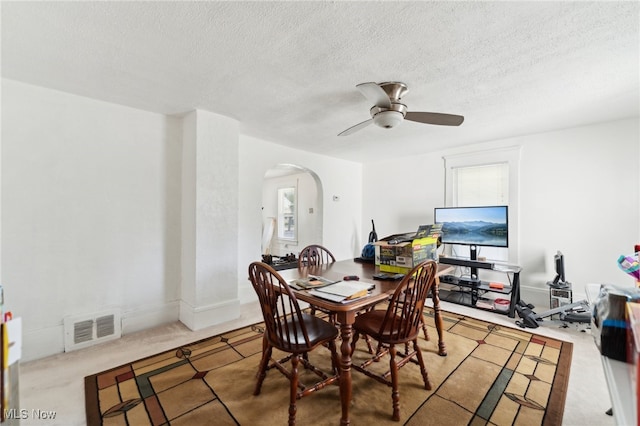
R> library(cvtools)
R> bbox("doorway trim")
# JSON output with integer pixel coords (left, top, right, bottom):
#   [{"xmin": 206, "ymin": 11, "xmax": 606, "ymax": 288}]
[{"xmin": 262, "ymin": 164, "xmax": 323, "ymax": 255}]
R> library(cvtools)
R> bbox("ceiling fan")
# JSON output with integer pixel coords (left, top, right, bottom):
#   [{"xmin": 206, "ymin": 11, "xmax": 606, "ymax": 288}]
[{"xmin": 338, "ymin": 81, "xmax": 464, "ymax": 136}]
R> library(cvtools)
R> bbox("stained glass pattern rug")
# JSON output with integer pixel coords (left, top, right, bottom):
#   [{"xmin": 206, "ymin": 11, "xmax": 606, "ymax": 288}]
[{"xmin": 85, "ymin": 308, "xmax": 572, "ymax": 425}]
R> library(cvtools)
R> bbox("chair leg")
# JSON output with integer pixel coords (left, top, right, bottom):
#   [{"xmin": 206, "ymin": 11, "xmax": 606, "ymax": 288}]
[
  {"xmin": 350, "ymin": 331, "xmax": 361, "ymax": 356},
  {"xmin": 254, "ymin": 338, "xmax": 272, "ymax": 396},
  {"xmin": 364, "ymin": 334, "xmax": 375, "ymax": 354},
  {"xmin": 360, "ymin": 306, "xmax": 376, "ymax": 353},
  {"xmin": 389, "ymin": 345, "xmax": 401, "ymax": 421},
  {"xmin": 289, "ymin": 354, "xmax": 299, "ymax": 426},
  {"xmin": 413, "ymin": 339, "xmax": 432, "ymax": 390},
  {"xmin": 328, "ymin": 339, "xmax": 340, "ymax": 376},
  {"xmin": 421, "ymin": 316, "xmax": 430, "ymax": 341}
]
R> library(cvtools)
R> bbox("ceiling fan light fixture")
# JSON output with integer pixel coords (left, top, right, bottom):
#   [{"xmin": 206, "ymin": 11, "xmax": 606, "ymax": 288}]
[
  {"xmin": 338, "ymin": 82, "xmax": 464, "ymax": 136},
  {"xmin": 373, "ymin": 110, "xmax": 404, "ymax": 129}
]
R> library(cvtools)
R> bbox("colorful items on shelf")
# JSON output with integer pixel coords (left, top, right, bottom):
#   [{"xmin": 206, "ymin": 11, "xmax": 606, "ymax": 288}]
[{"xmin": 618, "ymin": 253, "xmax": 640, "ymax": 281}]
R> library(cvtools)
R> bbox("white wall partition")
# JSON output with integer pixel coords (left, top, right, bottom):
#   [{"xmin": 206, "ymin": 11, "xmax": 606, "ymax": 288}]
[{"xmin": 179, "ymin": 110, "xmax": 240, "ymax": 330}]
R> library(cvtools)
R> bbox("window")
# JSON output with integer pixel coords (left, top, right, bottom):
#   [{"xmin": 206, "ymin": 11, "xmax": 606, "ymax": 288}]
[
  {"xmin": 277, "ymin": 187, "xmax": 297, "ymax": 241},
  {"xmin": 444, "ymin": 147, "xmax": 521, "ymax": 262},
  {"xmin": 452, "ymin": 163, "xmax": 509, "ymax": 206}
]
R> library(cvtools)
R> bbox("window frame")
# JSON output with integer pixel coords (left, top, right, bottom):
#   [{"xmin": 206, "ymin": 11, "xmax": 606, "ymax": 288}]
[
  {"xmin": 443, "ymin": 146, "xmax": 521, "ymax": 263},
  {"xmin": 277, "ymin": 186, "xmax": 297, "ymax": 243}
]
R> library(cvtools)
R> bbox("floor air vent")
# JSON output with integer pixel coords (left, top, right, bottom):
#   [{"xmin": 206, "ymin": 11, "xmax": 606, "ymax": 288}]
[{"xmin": 64, "ymin": 310, "xmax": 121, "ymax": 352}]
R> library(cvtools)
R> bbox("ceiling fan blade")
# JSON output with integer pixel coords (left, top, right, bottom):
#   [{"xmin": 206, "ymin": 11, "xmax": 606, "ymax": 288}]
[
  {"xmin": 338, "ymin": 118, "xmax": 373, "ymax": 136},
  {"xmin": 405, "ymin": 112, "xmax": 464, "ymax": 126},
  {"xmin": 356, "ymin": 82, "xmax": 391, "ymax": 108}
]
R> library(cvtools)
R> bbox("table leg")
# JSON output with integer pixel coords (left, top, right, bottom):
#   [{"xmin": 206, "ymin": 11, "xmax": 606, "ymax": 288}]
[
  {"xmin": 338, "ymin": 322, "xmax": 353, "ymax": 425},
  {"xmin": 431, "ymin": 281, "xmax": 447, "ymax": 356}
]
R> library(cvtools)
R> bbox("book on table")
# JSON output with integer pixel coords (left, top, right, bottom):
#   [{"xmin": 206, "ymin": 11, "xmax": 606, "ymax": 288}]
[
  {"xmin": 308, "ymin": 281, "xmax": 374, "ymax": 303},
  {"xmin": 289, "ymin": 275, "xmax": 339, "ymax": 290}
]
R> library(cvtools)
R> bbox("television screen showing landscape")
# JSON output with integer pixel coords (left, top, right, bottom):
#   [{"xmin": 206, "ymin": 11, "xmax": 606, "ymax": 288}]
[{"xmin": 434, "ymin": 206, "xmax": 508, "ymax": 247}]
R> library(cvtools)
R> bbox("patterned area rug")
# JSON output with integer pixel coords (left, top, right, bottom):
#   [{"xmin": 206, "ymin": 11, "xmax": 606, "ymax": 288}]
[{"xmin": 84, "ymin": 309, "xmax": 572, "ymax": 425}]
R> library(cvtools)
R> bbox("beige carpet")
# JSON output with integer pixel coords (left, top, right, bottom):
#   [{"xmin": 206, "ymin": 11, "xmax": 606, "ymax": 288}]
[{"xmin": 85, "ymin": 308, "xmax": 572, "ymax": 425}]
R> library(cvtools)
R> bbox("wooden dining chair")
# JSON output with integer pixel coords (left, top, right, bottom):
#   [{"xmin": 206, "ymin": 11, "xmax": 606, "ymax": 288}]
[
  {"xmin": 298, "ymin": 244, "xmax": 376, "ymax": 353},
  {"xmin": 350, "ymin": 259, "xmax": 438, "ymax": 421},
  {"xmin": 297, "ymin": 244, "xmax": 337, "ymax": 321},
  {"xmin": 297, "ymin": 244, "xmax": 336, "ymax": 267},
  {"xmin": 248, "ymin": 261, "xmax": 340, "ymax": 426}
]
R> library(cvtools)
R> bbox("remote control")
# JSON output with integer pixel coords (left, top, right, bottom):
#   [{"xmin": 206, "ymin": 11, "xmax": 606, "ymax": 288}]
[{"xmin": 343, "ymin": 275, "xmax": 360, "ymax": 281}]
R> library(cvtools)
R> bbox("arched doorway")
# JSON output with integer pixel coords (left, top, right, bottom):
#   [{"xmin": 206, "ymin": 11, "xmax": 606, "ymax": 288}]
[{"xmin": 261, "ymin": 164, "xmax": 323, "ymax": 257}]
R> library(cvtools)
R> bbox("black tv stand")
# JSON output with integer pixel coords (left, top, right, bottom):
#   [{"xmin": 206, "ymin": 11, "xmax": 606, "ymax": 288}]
[
  {"xmin": 438, "ymin": 257, "xmax": 494, "ymax": 271},
  {"xmin": 438, "ymin": 257, "xmax": 521, "ymax": 318},
  {"xmin": 439, "ymin": 275, "xmax": 483, "ymax": 287}
]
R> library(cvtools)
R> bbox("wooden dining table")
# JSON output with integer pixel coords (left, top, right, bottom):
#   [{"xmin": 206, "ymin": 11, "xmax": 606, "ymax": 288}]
[{"xmin": 278, "ymin": 259, "xmax": 453, "ymax": 425}]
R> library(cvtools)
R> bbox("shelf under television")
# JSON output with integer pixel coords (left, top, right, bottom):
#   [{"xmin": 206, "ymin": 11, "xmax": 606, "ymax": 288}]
[{"xmin": 438, "ymin": 283, "xmax": 513, "ymax": 315}]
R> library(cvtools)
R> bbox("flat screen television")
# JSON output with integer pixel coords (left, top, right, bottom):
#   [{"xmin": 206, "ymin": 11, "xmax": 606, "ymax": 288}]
[{"xmin": 434, "ymin": 205, "xmax": 508, "ymax": 260}]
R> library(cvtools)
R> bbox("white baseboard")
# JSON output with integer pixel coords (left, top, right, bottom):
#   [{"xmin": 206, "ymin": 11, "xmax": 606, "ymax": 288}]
[
  {"xmin": 22, "ymin": 324, "xmax": 65, "ymax": 363},
  {"xmin": 121, "ymin": 301, "xmax": 180, "ymax": 335},
  {"xmin": 22, "ymin": 302, "xmax": 181, "ymax": 362},
  {"xmin": 238, "ymin": 282, "xmax": 258, "ymax": 304},
  {"xmin": 179, "ymin": 298, "xmax": 241, "ymax": 331}
]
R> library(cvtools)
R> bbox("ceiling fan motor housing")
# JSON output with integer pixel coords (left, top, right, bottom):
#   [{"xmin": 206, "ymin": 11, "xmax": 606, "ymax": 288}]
[{"xmin": 378, "ymin": 81, "xmax": 409, "ymax": 102}]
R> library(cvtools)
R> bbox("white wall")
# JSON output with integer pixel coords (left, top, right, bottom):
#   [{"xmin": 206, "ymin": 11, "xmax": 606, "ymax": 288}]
[
  {"xmin": 363, "ymin": 118, "xmax": 639, "ymax": 306},
  {"xmin": 238, "ymin": 136, "xmax": 363, "ymax": 303},
  {"xmin": 1, "ymin": 79, "xmax": 183, "ymax": 360},
  {"xmin": 1, "ymin": 79, "xmax": 364, "ymax": 360},
  {"xmin": 518, "ymin": 121, "xmax": 639, "ymax": 285},
  {"xmin": 4, "ymin": 77, "xmax": 635, "ymax": 360}
]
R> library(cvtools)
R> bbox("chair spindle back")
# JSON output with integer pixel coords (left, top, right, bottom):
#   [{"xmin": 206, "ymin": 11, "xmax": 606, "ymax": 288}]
[
  {"xmin": 379, "ymin": 260, "xmax": 438, "ymax": 344},
  {"xmin": 298, "ymin": 244, "xmax": 336, "ymax": 267},
  {"xmin": 248, "ymin": 262, "xmax": 310, "ymax": 351}
]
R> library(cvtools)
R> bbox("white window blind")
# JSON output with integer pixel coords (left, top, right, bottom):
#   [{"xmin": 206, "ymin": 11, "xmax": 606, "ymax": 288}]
[
  {"xmin": 453, "ymin": 163, "xmax": 509, "ymax": 206},
  {"xmin": 444, "ymin": 147, "xmax": 521, "ymax": 263}
]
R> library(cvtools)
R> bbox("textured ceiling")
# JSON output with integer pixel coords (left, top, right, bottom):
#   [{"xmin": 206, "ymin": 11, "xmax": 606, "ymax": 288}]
[{"xmin": 2, "ymin": 1, "xmax": 638, "ymax": 163}]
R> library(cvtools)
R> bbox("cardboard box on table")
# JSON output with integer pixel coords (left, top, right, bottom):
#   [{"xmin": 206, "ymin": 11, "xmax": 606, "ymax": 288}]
[{"xmin": 374, "ymin": 235, "xmax": 438, "ymax": 274}]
